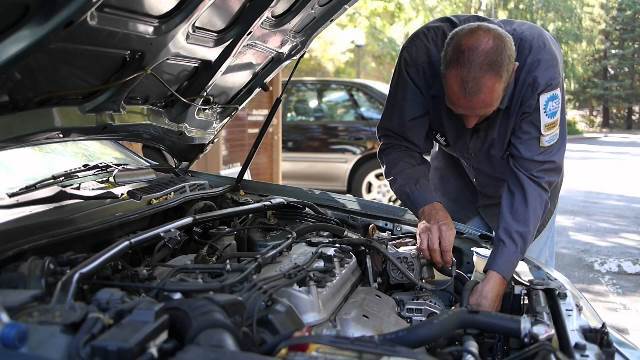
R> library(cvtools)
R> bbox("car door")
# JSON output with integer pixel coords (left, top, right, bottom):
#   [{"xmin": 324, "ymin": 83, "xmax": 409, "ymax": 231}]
[{"xmin": 282, "ymin": 82, "xmax": 379, "ymax": 191}]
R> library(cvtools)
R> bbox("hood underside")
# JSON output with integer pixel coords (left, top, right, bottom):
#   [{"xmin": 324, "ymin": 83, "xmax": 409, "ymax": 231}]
[{"xmin": 0, "ymin": 0, "xmax": 355, "ymax": 162}]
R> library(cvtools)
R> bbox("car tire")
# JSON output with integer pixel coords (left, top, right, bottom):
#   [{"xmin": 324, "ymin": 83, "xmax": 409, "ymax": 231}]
[{"xmin": 351, "ymin": 160, "xmax": 401, "ymax": 205}]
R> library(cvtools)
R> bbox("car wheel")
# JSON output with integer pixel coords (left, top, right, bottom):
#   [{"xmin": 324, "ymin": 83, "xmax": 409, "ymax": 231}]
[{"xmin": 351, "ymin": 160, "xmax": 401, "ymax": 206}]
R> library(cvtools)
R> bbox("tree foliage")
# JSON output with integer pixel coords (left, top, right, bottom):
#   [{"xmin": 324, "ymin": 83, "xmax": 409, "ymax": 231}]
[
  {"xmin": 289, "ymin": 0, "xmax": 639, "ymax": 129},
  {"xmin": 574, "ymin": 0, "xmax": 640, "ymax": 129}
]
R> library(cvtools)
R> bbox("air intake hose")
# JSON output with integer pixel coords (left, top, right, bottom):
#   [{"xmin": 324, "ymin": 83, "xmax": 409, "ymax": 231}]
[
  {"xmin": 294, "ymin": 223, "xmax": 348, "ymax": 238},
  {"xmin": 367, "ymin": 308, "xmax": 524, "ymax": 348}
]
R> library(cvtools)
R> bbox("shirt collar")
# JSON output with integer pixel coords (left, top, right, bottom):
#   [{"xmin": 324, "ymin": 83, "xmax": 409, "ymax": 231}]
[{"xmin": 430, "ymin": 75, "xmax": 444, "ymax": 97}]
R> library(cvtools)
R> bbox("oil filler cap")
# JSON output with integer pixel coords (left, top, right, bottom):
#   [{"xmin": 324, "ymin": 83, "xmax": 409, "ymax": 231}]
[{"xmin": 1, "ymin": 322, "xmax": 28, "ymax": 349}]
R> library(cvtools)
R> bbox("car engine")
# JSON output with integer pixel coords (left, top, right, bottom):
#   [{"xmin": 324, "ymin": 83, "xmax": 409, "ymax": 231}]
[{"xmin": 0, "ymin": 191, "xmax": 616, "ymax": 359}]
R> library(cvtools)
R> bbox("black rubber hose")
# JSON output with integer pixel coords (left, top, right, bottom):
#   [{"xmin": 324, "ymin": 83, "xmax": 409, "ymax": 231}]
[
  {"xmin": 461, "ymin": 280, "xmax": 480, "ymax": 308},
  {"xmin": 164, "ymin": 298, "xmax": 241, "ymax": 345},
  {"xmin": 294, "ymin": 223, "xmax": 347, "ymax": 238},
  {"xmin": 219, "ymin": 251, "xmax": 261, "ymax": 261},
  {"xmin": 367, "ymin": 308, "xmax": 523, "ymax": 348},
  {"xmin": 185, "ymin": 201, "xmax": 218, "ymax": 216},
  {"xmin": 289, "ymin": 200, "xmax": 334, "ymax": 219},
  {"xmin": 151, "ymin": 245, "xmax": 172, "ymax": 264},
  {"xmin": 453, "ymin": 270, "xmax": 470, "ymax": 295},
  {"xmin": 70, "ymin": 314, "xmax": 104, "ymax": 360},
  {"xmin": 247, "ymin": 227, "xmax": 265, "ymax": 251},
  {"xmin": 435, "ymin": 262, "xmax": 454, "ymax": 277}
]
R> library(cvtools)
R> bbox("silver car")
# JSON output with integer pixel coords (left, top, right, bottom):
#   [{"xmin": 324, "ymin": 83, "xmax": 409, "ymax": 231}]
[{"xmin": 281, "ymin": 78, "xmax": 400, "ymax": 204}]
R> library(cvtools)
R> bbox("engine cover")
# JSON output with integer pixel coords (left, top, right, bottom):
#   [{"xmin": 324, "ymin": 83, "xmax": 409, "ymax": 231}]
[
  {"xmin": 258, "ymin": 243, "xmax": 361, "ymax": 325},
  {"xmin": 333, "ymin": 287, "xmax": 409, "ymax": 336}
]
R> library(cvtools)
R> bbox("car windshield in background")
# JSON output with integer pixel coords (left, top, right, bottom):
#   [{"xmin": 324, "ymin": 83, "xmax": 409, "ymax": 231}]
[
  {"xmin": 0, "ymin": 141, "xmax": 148, "ymax": 195},
  {"xmin": 285, "ymin": 82, "xmax": 385, "ymax": 123}
]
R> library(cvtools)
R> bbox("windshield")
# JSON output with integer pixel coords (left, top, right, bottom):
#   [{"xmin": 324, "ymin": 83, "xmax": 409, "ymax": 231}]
[{"xmin": 0, "ymin": 141, "xmax": 149, "ymax": 195}]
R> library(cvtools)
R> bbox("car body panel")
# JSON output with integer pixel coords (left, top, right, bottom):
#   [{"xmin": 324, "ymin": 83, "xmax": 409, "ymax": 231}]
[
  {"xmin": 282, "ymin": 151, "xmax": 364, "ymax": 191},
  {"xmin": 0, "ymin": 0, "xmax": 357, "ymax": 163}
]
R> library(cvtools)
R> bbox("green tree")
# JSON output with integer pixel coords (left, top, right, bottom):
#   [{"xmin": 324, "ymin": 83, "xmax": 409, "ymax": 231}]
[
  {"xmin": 291, "ymin": 0, "xmax": 484, "ymax": 82},
  {"xmin": 581, "ymin": 1, "xmax": 615, "ymax": 128},
  {"xmin": 288, "ymin": 0, "xmax": 639, "ymax": 129},
  {"xmin": 582, "ymin": 0, "xmax": 640, "ymax": 129},
  {"xmin": 610, "ymin": 0, "xmax": 640, "ymax": 129}
]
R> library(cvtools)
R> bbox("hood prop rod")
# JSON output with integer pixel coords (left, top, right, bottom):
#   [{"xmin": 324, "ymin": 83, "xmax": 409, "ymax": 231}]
[{"xmin": 234, "ymin": 53, "xmax": 305, "ymax": 186}]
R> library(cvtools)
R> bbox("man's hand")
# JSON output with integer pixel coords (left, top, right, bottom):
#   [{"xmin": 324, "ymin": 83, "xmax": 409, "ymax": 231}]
[
  {"xmin": 417, "ymin": 202, "xmax": 456, "ymax": 268},
  {"xmin": 468, "ymin": 270, "xmax": 508, "ymax": 311}
]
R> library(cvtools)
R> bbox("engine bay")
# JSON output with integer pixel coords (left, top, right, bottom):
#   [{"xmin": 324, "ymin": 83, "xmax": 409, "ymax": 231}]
[{"xmin": 0, "ymin": 189, "xmax": 617, "ymax": 359}]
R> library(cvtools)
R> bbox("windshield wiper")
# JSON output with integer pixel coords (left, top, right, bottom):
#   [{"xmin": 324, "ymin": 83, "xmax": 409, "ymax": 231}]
[{"xmin": 8, "ymin": 162, "xmax": 130, "ymax": 197}]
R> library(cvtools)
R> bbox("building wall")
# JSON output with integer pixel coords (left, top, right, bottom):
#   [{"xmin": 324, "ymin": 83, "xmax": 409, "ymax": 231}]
[{"xmin": 191, "ymin": 74, "xmax": 282, "ymax": 183}]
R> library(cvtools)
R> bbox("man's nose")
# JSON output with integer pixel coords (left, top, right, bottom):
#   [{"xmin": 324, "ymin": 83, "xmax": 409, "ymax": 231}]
[{"xmin": 462, "ymin": 116, "xmax": 481, "ymax": 128}]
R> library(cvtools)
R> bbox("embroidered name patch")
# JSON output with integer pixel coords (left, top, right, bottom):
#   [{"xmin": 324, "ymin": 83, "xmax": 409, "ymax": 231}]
[
  {"xmin": 539, "ymin": 88, "xmax": 562, "ymax": 135},
  {"xmin": 431, "ymin": 130, "xmax": 449, "ymax": 147}
]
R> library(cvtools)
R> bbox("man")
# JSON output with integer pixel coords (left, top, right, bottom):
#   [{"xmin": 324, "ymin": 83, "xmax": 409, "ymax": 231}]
[{"xmin": 377, "ymin": 15, "xmax": 566, "ymax": 311}]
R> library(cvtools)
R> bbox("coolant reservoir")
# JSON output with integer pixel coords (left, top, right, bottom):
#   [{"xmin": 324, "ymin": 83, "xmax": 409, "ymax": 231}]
[{"xmin": 471, "ymin": 247, "xmax": 491, "ymax": 281}]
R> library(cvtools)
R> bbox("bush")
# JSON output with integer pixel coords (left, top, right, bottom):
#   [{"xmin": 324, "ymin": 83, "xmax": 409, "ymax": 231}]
[
  {"xmin": 584, "ymin": 115, "xmax": 599, "ymax": 129},
  {"xmin": 567, "ymin": 118, "xmax": 583, "ymax": 136}
]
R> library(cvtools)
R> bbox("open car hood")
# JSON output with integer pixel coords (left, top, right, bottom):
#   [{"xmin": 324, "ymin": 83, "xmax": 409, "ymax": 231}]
[{"xmin": 0, "ymin": 0, "xmax": 355, "ymax": 163}]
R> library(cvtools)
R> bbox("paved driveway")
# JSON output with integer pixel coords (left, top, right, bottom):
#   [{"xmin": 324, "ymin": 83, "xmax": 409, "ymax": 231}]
[{"xmin": 555, "ymin": 133, "xmax": 640, "ymax": 346}]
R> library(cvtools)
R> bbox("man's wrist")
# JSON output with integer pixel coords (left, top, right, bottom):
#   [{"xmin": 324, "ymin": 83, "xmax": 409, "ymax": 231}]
[
  {"xmin": 418, "ymin": 202, "xmax": 444, "ymax": 220},
  {"xmin": 484, "ymin": 270, "xmax": 508, "ymax": 290}
]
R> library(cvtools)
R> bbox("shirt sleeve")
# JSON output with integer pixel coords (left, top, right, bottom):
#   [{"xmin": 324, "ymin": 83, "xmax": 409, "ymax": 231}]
[
  {"xmin": 484, "ymin": 83, "xmax": 567, "ymax": 280},
  {"xmin": 376, "ymin": 45, "xmax": 438, "ymax": 216}
]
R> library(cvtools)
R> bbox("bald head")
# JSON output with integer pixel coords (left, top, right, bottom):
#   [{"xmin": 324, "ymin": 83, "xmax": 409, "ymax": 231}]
[
  {"xmin": 441, "ymin": 23, "xmax": 517, "ymax": 128},
  {"xmin": 441, "ymin": 23, "xmax": 516, "ymax": 96}
]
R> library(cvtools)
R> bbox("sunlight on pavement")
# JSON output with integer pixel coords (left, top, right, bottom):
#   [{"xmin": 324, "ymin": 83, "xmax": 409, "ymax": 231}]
[
  {"xmin": 586, "ymin": 257, "xmax": 640, "ymax": 274},
  {"xmin": 556, "ymin": 133, "xmax": 640, "ymax": 346}
]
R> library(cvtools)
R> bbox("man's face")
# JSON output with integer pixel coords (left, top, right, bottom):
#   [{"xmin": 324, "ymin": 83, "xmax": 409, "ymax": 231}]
[{"xmin": 443, "ymin": 70, "xmax": 506, "ymax": 128}]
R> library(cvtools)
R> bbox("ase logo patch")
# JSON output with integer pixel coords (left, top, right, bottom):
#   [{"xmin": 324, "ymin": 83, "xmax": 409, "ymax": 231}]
[
  {"xmin": 539, "ymin": 88, "xmax": 562, "ymax": 147},
  {"xmin": 539, "ymin": 88, "xmax": 562, "ymax": 135}
]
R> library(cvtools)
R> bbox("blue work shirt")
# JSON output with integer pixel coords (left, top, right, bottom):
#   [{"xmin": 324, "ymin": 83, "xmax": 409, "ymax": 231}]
[{"xmin": 377, "ymin": 15, "xmax": 566, "ymax": 280}]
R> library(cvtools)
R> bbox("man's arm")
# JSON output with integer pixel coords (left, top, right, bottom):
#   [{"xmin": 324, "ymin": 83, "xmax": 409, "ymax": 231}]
[
  {"xmin": 486, "ymin": 84, "xmax": 566, "ymax": 281},
  {"xmin": 377, "ymin": 44, "xmax": 436, "ymax": 215},
  {"xmin": 377, "ymin": 44, "xmax": 457, "ymax": 268},
  {"xmin": 470, "ymin": 83, "xmax": 566, "ymax": 311}
]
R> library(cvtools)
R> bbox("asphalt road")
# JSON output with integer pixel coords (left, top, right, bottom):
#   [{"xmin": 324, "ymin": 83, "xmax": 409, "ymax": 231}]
[{"xmin": 555, "ymin": 133, "xmax": 640, "ymax": 346}]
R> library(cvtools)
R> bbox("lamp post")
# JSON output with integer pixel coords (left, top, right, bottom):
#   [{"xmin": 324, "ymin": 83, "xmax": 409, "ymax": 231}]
[
  {"xmin": 352, "ymin": 30, "xmax": 365, "ymax": 78},
  {"xmin": 354, "ymin": 43, "xmax": 364, "ymax": 78}
]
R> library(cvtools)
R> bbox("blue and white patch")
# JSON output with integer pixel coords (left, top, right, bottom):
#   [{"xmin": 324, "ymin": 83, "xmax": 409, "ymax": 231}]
[
  {"xmin": 540, "ymin": 128, "xmax": 560, "ymax": 147},
  {"xmin": 539, "ymin": 88, "xmax": 562, "ymax": 135}
]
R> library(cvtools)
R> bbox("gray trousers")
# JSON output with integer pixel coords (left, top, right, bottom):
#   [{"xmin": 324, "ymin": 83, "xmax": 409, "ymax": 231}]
[{"xmin": 466, "ymin": 212, "xmax": 557, "ymax": 269}]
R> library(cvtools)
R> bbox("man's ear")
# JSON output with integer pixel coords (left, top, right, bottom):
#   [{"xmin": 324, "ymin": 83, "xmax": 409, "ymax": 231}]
[{"xmin": 503, "ymin": 62, "xmax": 519, "ymax": 90}]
